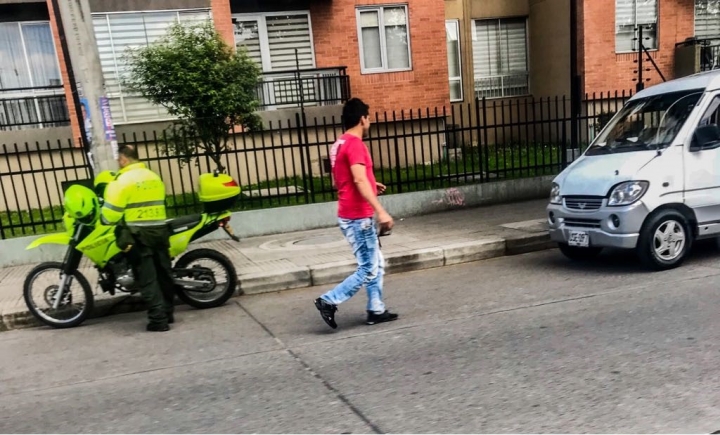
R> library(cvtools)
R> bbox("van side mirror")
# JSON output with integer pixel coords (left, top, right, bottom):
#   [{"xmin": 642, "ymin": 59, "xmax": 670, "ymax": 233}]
[{"xmin": 691, "ymin": 124, "xmax": 720, "ymax": 151}]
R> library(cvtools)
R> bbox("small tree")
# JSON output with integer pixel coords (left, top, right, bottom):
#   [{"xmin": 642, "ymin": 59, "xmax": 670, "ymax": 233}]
[{"xmin": 125, "ymin": 21, "xmax": 261, "ymax": 172}]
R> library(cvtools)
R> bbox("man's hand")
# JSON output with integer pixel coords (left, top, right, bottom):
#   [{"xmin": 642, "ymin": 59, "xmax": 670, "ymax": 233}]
[
  {"xmin": 376, "ymin": 182, "xmax": 387, "ymax": 195},
  {"xmin": 377, "ymin": 211, "xmax": 394, "ymax": 231},
  {"xmin": 122, "ymin": 244, "xmax": 133, "ymax": 253}
]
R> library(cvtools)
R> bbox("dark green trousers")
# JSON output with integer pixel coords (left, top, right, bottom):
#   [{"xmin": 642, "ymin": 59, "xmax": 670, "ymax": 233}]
[{"xmin": 125, "ymin": 226, "xmax": 174, "ymax": 326}]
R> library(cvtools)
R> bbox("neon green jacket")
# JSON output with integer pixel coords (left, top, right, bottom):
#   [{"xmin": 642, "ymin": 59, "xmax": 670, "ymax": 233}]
[{"xmin": 101, "ymin": 162, "xmax": 167, "ymax": 227}]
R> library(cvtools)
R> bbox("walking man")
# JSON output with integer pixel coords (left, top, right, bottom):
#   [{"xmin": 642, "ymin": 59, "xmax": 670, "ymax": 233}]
[
  {"xmin": 314, "ymin": 98, "xmax": 398, "ymax": 329},
  {"xmin": 101, "ymin": 145, "xmax": 175, "ymax": 332}
]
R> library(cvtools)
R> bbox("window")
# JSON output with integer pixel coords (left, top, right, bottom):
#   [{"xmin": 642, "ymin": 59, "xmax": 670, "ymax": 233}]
[
  {"xmin": 233, "ymin": 12, "xmax": 315, "ymax": 71},
  {"xmin": 695, "ymin": 0, "xmax": 720, "ymax": 40},
  {"xmin": 92, "ymin": 9, "xmax": 211, "ymax": 124},
  {"xmin": 615, "ymin": 0, "xmax": 658, "ymax": 53},
  {"xmin": 0, "ymin": 21, "xmax": 66, "ymax": 130},
  {"xmin": 356, "ymin": 5, "xmax": 411, "ymax": 73},
  {"xmin": 0, "ymin": 21, "xmax": 62, "ymax": 91},
  {"xmin": 446, "ymin": 20, "xmax": 463, "ymax": 102},
  {"xmin": 472, "ymin": 18, "xmax": 529, "ymax": 99}
]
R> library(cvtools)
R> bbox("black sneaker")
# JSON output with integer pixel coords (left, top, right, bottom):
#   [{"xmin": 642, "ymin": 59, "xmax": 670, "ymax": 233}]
[
  {"xmin": 147, "ymin": 323, "xmax": 170, "ymax": 332},
  {"xmin": 366, "ymin": 310, "xmax": 399, "ymax": 325},
  {"xmin": 314, "ymin": 298, "xmax": 338, "ymax": 329}
]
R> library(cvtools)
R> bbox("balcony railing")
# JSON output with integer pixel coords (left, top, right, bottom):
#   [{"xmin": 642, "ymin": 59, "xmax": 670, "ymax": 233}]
[
  {"xmin": 700, "ymin": 43, "xmax": 720, "ymax": 71},
  {"xmin": 0, "ymin": 86, "xmax": 70, "ymax": 131},
  {"xmin": 256, "ymin": 67, "xmax": 350, "ymax": 111}
]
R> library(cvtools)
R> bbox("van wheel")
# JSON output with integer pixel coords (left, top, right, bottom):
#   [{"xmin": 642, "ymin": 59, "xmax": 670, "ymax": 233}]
[
  {"xmin": 558, "ymin": 243, "xmax": 603, "ymax": 261},
  {"xmin": 637, "ymin": 209, "xmax": 692, "ymax": 271}
]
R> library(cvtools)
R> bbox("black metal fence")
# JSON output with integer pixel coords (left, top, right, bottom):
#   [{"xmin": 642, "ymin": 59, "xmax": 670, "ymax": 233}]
[
  {"xmin": 0, "ymin": 86, "xmax": 71, "ymax": 131},
  {"xmin": 0, "ymin": 90, "xmax": 633, "ymax": 239}
]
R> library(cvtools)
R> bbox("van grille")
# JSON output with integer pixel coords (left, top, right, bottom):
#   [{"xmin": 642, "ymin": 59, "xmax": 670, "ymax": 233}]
[
  {"xmin": 564, "ymin": 196, "xmax": 604, "ymax": 211},
  {"xmin": 564, "ymin": 218, "xmax": 602, "ymax": 229}
]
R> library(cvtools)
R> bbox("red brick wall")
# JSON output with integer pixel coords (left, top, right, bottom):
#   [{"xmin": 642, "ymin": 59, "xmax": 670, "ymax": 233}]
[
  {"xmin": 580, "ymin": 0, "xmax": 694, "ymax": 94},
  {"xmin": 310, "ymin": 0, "xmax": 450, "ymax": 116},
  {"xmin": 211, "ymin": 0, "xmax": 235, "ymax": 48},
  {"xmin": 46, "ymin": 0, "xmax": 81, "ymax": 147}
]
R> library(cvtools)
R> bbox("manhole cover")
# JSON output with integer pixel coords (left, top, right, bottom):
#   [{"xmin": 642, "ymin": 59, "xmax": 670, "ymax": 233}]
[{"xmin": 293, "ymin": 235, "xmax": 340, "ymax": 246}]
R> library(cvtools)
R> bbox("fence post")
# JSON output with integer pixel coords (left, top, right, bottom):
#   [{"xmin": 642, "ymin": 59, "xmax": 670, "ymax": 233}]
[
  {"xmin": 474, "ymin": 97, "xmax": 484, "ymax": 183},
  {"xmin": 393, "ymin": 133, "xmax": 403, "ymax": 194},
  {"xmin": 295, "ymin": 112, "xmax": 311, "ymax": 204},
  {"xmin": 302, "ymin": 110, "xmax": 314, "ymax": 203}
]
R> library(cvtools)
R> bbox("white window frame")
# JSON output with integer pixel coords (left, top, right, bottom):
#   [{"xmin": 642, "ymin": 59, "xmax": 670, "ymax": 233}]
[
  {"xmin": 355, "ymin": 4, "xmax": 412, "ymax": 74},
  {"xmin": 471, "ymin": 17, "xmax": 530, "ymax": 99},
  {"xmin": 0, "ymin": 20, "xmax": 63, "ymax": 96},
  {"xmin": 91, "ymin": 8, "xmax": 212, "ymax": 125},
  {"xmin": 615, "ymin": 0, "xmax": 659, "ymax": 54},
  {"xmin": 232, "ymin": 11, "xmax": 316, "ymax": 72},
  {"xmin": 446, "ymin": 19, "xmax": 463, "ymax": 102}
]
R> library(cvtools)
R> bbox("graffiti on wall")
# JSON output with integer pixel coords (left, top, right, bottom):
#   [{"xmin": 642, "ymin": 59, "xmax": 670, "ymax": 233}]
[{"xmin": 432, "ymin": 188, "xmax": 466, "ymax": 208}]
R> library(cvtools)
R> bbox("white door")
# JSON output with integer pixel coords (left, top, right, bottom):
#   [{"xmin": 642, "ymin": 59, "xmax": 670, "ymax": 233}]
[{"xmin": 684, "ymin": 92, "xmax": 720, "ymax": 225}]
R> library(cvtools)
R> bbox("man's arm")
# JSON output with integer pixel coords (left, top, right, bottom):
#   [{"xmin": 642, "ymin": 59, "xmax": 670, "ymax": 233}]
[
  {"xmin": 100, "ymin": 181, "xmax": 127, "ymax": 225},
  {"xmin": 350, "ymin": 164, "xmax": 393, "ymax": 229}
]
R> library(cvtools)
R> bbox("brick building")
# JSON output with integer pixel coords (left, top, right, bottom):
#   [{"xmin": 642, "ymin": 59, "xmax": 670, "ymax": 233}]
[
  {"xmin": 578, "ymin": 0, "xmax": 700, "ymax": 92},
  {"xmin": 443, "ymin": 0, "xmax": 720, "ymax": 103},
  {"xmin": 0, "ymin": 0, "xmax": 450, "ymax": 146}
]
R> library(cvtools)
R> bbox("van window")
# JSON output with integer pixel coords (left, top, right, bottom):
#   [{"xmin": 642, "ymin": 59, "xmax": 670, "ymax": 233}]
[
  {"xmin": 587, "ymin": 90, "xmax": 703, "ymax": 155},
  {"xmin": 698, "ymin": 95, "xmax": 720, "ymax": 127}
]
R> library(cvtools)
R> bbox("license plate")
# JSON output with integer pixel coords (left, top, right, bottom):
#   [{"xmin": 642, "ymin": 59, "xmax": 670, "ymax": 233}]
[{"xmin": 568, "ymin": 231, "xmax": 590, "ymax": 247}]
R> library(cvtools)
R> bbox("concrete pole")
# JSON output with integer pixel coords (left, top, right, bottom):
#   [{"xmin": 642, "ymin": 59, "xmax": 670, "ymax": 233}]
[{"xmin": 52, "ymin": 0, "xmax": 118, "ymax": 173}]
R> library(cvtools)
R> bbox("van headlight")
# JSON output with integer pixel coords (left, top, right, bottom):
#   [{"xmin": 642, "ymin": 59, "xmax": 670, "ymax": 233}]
[
  {"xmin": 607, "ymin": 181, "xmax": 649, "ymax": 206},
  {"xmin": 550, "ymin": 183, "xmax": 562, "ymax": 204}
]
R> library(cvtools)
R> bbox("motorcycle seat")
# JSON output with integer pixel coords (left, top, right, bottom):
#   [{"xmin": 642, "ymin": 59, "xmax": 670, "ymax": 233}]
[{"xmin": 167, "ymin": 214, "xmax": 203, "ymax": 234}]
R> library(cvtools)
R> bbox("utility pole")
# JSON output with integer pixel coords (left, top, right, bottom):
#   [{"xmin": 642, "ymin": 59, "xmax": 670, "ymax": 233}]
[
  {"xmin": 51, "ymin": 0, "xmax": 118, "ymax": 173},
  {"xmin": 636, "ymin": 25, "xmax": 645, "ymax": 92},
  {"xmin": 569, "ymin": 0, "xmax": 579, "ymax": 166}
]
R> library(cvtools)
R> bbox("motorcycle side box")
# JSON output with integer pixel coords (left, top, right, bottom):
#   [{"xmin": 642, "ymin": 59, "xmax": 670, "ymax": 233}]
[{"xmin": 197, "ymin": 173, "xmax": 241, "ymax": 213}]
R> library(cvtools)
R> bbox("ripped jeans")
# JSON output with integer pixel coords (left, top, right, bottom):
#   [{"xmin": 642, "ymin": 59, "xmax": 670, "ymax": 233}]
[{"xmin": 320, "ymin": 217, "xmax": 386, "ymax": 314}]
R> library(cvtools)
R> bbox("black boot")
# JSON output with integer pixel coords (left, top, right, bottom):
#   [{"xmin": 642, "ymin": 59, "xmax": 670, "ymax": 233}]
[
  {"xmin": 366, "ymin": 310, "xmax": 399, "ymax": 325},
  {"xmin": 146, "ymin": 323, "xmax": 170, "ymax": 332}
]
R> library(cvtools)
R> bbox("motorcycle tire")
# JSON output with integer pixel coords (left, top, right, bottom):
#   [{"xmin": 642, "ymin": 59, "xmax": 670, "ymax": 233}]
[
  {"xmin": 23, "ymin": 262, "xmax": 94, "ymax": 329},
  {"xmin": 173, "ymin": 249, "xmax": 238, "ymax": 309}
]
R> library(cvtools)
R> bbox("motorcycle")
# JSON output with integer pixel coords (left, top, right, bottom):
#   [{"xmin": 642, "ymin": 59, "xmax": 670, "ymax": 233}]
[{"xmin": 22, "ymin": 171, "xmax": 243, "ymax": 329}]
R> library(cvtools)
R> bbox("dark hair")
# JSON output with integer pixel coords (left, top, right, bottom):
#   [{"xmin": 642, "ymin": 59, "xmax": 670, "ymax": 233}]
[
  {"xmin": 342, "ymin": 98, "xmax": 370, "ymax": 131},
  {"xmin": 118, "ymin": 144, "xmax": 139, "ymax": 161}
]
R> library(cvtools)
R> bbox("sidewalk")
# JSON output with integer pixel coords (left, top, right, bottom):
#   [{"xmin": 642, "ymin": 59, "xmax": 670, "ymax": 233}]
[{"xmin": 0, "ymin": 199, "xmax": 551, "ymax": 331}]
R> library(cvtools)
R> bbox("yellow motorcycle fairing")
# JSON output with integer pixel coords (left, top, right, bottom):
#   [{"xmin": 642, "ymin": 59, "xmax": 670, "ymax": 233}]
[
  {"xmin": 73, "ymin": 223, "xmax": 122, "ymax": 268},
  {"xmin": 26, "ymin": 233, "xmax": 73, "ymax": 250}
]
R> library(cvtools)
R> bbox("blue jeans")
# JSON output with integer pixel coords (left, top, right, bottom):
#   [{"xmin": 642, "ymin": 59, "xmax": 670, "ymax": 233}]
[{"xmin": 320, "ymin": 217, "xmax": 386, "ymax": 314}]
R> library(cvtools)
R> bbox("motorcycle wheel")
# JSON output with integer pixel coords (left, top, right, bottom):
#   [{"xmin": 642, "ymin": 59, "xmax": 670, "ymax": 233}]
[
  {"xmin": 173, "ymin": 249, "xmax": 238, "ymax": 309},
  {"xmin": 23, "ymin": 262, "xmax": 94, "ymax": 329}
]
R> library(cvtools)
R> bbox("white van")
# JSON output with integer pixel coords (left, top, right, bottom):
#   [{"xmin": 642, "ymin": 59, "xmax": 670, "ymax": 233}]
[{"xmin": 547, "ymin": 70, "xmax": 720, "ymax": 270}]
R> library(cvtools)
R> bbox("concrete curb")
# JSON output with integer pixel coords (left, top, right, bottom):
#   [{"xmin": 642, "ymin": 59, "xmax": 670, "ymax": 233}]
[{"xmin": 1, "ymin": 232, "xmax": 553, "ymax": 332}]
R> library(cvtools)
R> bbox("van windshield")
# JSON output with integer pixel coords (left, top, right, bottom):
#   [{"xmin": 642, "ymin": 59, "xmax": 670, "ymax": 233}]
[{"xmin": 586, "ymin": 90, "xmax": 703, "ymax": 155}]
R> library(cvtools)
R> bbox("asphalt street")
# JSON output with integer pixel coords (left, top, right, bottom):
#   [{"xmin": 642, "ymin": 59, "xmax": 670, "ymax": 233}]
[{"xmin": 2, "ymin": 244, "xmax": 720, "ymax": 433}]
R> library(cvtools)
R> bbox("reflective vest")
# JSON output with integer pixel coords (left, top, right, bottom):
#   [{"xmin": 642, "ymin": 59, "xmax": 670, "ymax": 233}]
[{"xmin": 101, "ymin": 162, "xmax": 167, "ymax": 227}]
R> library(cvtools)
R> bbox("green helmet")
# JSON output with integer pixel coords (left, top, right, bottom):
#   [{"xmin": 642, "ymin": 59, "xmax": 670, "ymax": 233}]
[
  {"xmin": 93, "ymin": 170, "xmax": 116, "ymax": 199},
  {"xmin": 64, "ymin": 184, "xmax": 100, "ymax": 225}
]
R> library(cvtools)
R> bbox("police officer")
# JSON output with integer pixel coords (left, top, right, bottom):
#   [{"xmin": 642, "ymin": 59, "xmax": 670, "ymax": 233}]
[{"xmin": 101, "ymin": 145, "xmax": 175, "ymax": 332}]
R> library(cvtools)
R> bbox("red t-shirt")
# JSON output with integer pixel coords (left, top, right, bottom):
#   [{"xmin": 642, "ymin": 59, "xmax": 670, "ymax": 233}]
[{"xmin": 330, "ymin": 133, "xmax": 377, "ymax": 219}]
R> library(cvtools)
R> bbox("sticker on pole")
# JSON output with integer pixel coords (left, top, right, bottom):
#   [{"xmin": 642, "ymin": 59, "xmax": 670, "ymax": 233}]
[{"xmin": 99, "ymin": 96, "xmax": 119, "ymax": 160}]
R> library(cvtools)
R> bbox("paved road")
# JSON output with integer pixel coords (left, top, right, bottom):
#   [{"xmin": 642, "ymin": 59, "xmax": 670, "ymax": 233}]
[{"xmin": 2, "ymin": 244, "xmax": 720, "ymax": 433}]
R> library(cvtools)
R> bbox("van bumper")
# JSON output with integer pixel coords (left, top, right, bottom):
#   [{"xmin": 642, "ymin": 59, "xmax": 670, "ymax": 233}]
[{"xmin": 546, "ymin": 201, "xmax": 649, "ymax": 250}]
